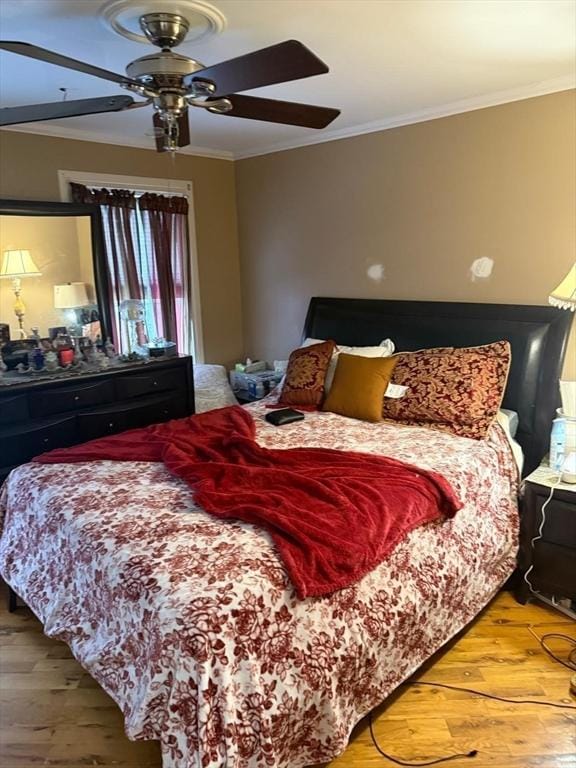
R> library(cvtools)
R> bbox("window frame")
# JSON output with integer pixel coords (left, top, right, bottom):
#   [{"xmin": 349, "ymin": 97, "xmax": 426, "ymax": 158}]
[{"xmin": 58, "ymin": 169, "xmax": 204, "ymax": 362}]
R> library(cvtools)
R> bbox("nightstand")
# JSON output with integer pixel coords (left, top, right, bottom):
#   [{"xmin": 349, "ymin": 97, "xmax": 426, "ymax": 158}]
[{"xmin": 515, "ymin": 463, "xmax": 576, "ymax": 607}]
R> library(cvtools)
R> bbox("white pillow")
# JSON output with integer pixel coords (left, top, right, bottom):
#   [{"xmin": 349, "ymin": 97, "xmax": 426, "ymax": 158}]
[
  {"xmin": 301, "ymin": 337, "xmax": 396, "ymax": 392},
  {"xmin": 302, "ymin": 337, "xmax": 395, "ymax": 357},
  {"xmin": 339, "ymin": 340, "xmax": 395, "ymax": 357}
]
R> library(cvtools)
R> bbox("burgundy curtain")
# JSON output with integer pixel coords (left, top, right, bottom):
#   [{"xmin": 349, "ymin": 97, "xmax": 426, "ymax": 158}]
[
  {"xmin": 71, "ymin": 183, "xmax": 145, "ymax": 349},
  {"xmin": 138, "ymin": 193, "xmax": 190, "ymax": 351}
]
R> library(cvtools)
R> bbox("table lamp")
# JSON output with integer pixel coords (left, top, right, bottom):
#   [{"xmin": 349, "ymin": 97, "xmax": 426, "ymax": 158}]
[
  {"xmin": 548, "ymin": 263, "xmax": 576, "ymax": 482},
  {"xmin": 548, "ymin": 263, "xmax": 576, "ymax": 311},
  {"xmin": 0, "ymin": 249, "xmax": 42, "ymax": 338},
  {"xmin": 54, "ymin": 282, "xmax": 90, "ymax": 336}
]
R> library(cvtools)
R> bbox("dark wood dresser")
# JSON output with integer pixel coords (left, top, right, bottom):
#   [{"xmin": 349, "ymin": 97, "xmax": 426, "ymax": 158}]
[{"xmin": 0, "ymin": 356, "xmax": 195, "ymax": 485}]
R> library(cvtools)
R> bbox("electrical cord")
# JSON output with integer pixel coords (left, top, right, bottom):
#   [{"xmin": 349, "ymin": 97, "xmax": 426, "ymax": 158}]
[
  {"xmin": 368, "ymin": 712, "xmax": 477, "ymax": 766},
  {"xmin": 409, "ymin": 680, "xmax": 576, "ymax": 709},
  {"xmin": 522, "ymin": 473, "xmax": 561, "ymax": 594},
  {"xmin": 527, "ymin": 627, "xmax": 576, "ymax": 671},
  {"xmin": 368, "ymin": 622, "xmax": 576, "ymax": 765}
]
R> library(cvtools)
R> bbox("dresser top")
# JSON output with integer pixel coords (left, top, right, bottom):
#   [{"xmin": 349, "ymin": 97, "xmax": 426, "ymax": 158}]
[{"xmin": 0, "ymin": 355, "xmax": 192, "ymax": 395}]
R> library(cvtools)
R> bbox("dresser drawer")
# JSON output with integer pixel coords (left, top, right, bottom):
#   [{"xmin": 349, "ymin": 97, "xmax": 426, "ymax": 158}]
[
  {"xmin": 76, "ymin": 394, "xmax": 187, "ymax": 443},
  {"xmin": 534, "ymin": 495, "xmax": 576, "ymax": 548},
  {"xmin": 77, "ymin": 408, "xmax": 128, "ymax": 442},
  {"xmin": 0, "ymin": 394, "xmax": 29, "ymax": 426},
  {"xmin": 114, "ymin": 368, "xmax": 186, "ymax": 400},
  {"xmin": 29, "ymin": 379, "xmax": 115, "ymax": 418},
  {"xmin": 123, "ymin": 394, "xmax": 188, "ymax": 430},
  {"xmin": 0, "ymin": 416, "xmax": 77, "ymax": 466}
]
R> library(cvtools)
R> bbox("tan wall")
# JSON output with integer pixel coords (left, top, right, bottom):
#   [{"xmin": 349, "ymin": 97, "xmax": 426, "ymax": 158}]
[
  {"xmin": 236, "ymin": 91, "xmax": 576, "ymax": 378},
  {"xmin": 0, "ymin": 131, "xmax": 243, "ymax": 366}
]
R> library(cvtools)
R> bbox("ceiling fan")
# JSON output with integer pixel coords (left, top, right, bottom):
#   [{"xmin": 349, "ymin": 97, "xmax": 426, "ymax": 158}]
[{"xmin": 0, "ymin": 12, "xmax": 340, "ymax": 152}]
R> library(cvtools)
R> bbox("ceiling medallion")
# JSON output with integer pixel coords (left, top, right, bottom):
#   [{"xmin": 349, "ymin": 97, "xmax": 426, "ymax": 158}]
[{"xmin": 100, "ymin": 0, "xmax": 226, "ymax": 45}]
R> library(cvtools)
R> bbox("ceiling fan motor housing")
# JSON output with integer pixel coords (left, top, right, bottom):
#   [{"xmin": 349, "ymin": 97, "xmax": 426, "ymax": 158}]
[{"xmin": 126, "ymin": 51, "xmax": 204, "ymax": 87}]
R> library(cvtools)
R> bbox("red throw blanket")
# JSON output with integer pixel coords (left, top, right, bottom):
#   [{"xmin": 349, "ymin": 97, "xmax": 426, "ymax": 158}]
[{"xmin": 34, "ymin": 406, "xmax": 462, "ymax": 598}]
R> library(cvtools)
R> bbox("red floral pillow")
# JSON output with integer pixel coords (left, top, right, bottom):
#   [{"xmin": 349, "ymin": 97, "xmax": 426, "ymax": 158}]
[
  {"xmin": 278, "ymin": 340, "xmax": 336, "ymax": 407},
  {"xmin": 381, "ymin": 341, "xmax": 511, "ymax": 439}
]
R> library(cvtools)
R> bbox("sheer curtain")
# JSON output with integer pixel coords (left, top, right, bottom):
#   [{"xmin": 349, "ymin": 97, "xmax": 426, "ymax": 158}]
[
  {"xmin": 71, "ymin": 183, "xmax": 191, "ymax": 355},
  {"xmin": 138, "ymin": 192, "xmax": 191, "ymax": 354}
]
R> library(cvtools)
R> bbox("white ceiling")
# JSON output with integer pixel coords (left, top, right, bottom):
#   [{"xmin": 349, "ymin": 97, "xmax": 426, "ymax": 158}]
[{"xmin": 0, "ymin": 0, "xmax": 574, "ymax": 160}]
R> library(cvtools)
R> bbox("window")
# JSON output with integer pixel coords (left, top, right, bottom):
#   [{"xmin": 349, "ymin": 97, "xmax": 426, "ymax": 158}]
[{"xmin": 58, "ymin": 170, "xmax": 203, "ymax": 361}]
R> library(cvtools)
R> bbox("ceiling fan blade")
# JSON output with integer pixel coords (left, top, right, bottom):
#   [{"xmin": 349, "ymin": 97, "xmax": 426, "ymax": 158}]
[
  {"xmin": 0, "ymin": 41, "xmax": 142, "ymax": 88},
  {"xmin": 0, "ymin": 95, "xmax": 137, "ymax": 126},
  {"xmin": 177, "ymin": 112, "xmax": 190, "ymax": 148},
  {"xmin": 152, "ymin": 113, "xmax": 166, "ymax": 152},
  {"xmin": 185, "ymin": 40, "xmax": 329, "ymax": 97},
  {"xmin": 152, "ymin": 112, "xmax": 190, "ymax": 152},
  {"xmin": 208, "ymin": 94, "xmax": 340, "ymax": 129}
]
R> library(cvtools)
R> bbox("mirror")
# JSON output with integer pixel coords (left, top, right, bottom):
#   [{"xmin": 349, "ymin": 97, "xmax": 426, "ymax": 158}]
[{"xmin": 0, "ymin": 199, "xmax": 111, "ymax": 346}]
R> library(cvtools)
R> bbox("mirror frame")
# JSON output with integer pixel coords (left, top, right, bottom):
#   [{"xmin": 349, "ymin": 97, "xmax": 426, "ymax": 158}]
[{"xmin": 0, "ymin": 198, "xmax": 112, "ymax": 344}]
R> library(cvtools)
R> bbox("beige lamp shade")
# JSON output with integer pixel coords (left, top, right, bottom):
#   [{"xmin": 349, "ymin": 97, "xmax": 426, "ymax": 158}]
[
  {"xmin": 548, "ymin": 263, "xmax": 576, "ymax": 311},
  {"xmin": 54, "ymin": 282, "xmax": 90, "ymax": 309},
  {"xmin": 0, "ymin": 249, "xmax": 41, "ymax": 278}
]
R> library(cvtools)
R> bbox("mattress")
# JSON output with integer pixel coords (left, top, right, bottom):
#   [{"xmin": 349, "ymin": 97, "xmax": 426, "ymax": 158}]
[{"xmin": 0, "ymin": 402, "xmax": 520, "ymax": 768}]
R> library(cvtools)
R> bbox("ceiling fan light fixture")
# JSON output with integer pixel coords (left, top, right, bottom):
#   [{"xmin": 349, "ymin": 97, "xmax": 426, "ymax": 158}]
[
  {"xmin": 154, "ymin": 92, "xmax": 188, "ymax": 116},
  {"xmin": 205, "ymin": 98, "xmax": 232, "ymax": 114}
]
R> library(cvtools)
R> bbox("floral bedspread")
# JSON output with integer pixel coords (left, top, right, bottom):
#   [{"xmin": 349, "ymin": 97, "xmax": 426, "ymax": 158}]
[{"xmin": 0, "ymin": 402, "xmax": 519, "ymax": 768}]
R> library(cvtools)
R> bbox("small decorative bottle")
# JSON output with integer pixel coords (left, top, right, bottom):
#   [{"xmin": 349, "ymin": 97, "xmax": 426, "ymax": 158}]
[
  {"xmin": 105, "ymin": 338, "xmax": 117, "ymax": 360},
  {"xmin": 44, "ymin": 350, "xmax": 59, "ymax": 371},
  {"xmin": 73, "ymin": 337, "xmax": 83, "ymax": 365}
]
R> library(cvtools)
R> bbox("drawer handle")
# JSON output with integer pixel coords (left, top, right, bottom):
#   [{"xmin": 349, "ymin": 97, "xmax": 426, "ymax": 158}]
[
  {"xmin": 108, "ymin": 422, "xmax": 115, "ymax": 429},
  {"xmin": 74, "ymin": 395, "xmax": 80, "ymax": 401},
  {"xmin": 43, "ymin": 438, "xmax": 50, "ymax": 444},
  {"xmin": 153, "ymin": 381, "xmax": 158, "ymax": 386}
]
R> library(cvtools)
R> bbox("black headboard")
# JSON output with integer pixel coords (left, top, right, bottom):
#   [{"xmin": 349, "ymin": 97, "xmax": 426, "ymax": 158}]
[{"xmin": 303, "ymin": 297, "xmax": 573, "ymax": 475}]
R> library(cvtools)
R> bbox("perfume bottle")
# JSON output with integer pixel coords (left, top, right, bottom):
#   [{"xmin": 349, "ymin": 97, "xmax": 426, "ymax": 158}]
[{"xmin": 30, "ymin": 345, "xmax": 44, "ymax": 371}]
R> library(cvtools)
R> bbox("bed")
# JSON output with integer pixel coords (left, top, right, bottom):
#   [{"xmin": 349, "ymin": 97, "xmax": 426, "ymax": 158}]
[{"xmin": 0, "ymin": 298, "xmax": 571, "ymax": 768}]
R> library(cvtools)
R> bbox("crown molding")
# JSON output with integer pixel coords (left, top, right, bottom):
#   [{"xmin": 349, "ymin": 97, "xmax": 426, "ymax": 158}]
[
  {"xmin": 0, "ymin": 122, "xmax": 235, "ymax": 161},
  {"xmin": 234, "ymin": 75, "xmax": 576, "ymax": 160},
  {"xmin": 1, "ymin": 75, "xmax": 573, "ymax": 162}
]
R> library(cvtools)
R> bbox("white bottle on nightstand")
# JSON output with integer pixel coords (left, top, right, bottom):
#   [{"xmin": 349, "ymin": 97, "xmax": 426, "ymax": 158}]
[{"xmin": 549, "ymin": 416, "xmax": 566, "ymax": 471}]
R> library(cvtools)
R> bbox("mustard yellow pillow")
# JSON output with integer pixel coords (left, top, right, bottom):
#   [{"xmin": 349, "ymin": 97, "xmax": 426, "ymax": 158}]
[{"xmin": 322, "ymin": 353, "xmax": 398, "ymax": 422}]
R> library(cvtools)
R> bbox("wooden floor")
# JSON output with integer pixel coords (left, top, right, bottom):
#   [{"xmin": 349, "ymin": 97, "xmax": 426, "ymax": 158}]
[{"xmin": 1, "ymin": 586, "xmax": 574, "ymax": 768}]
